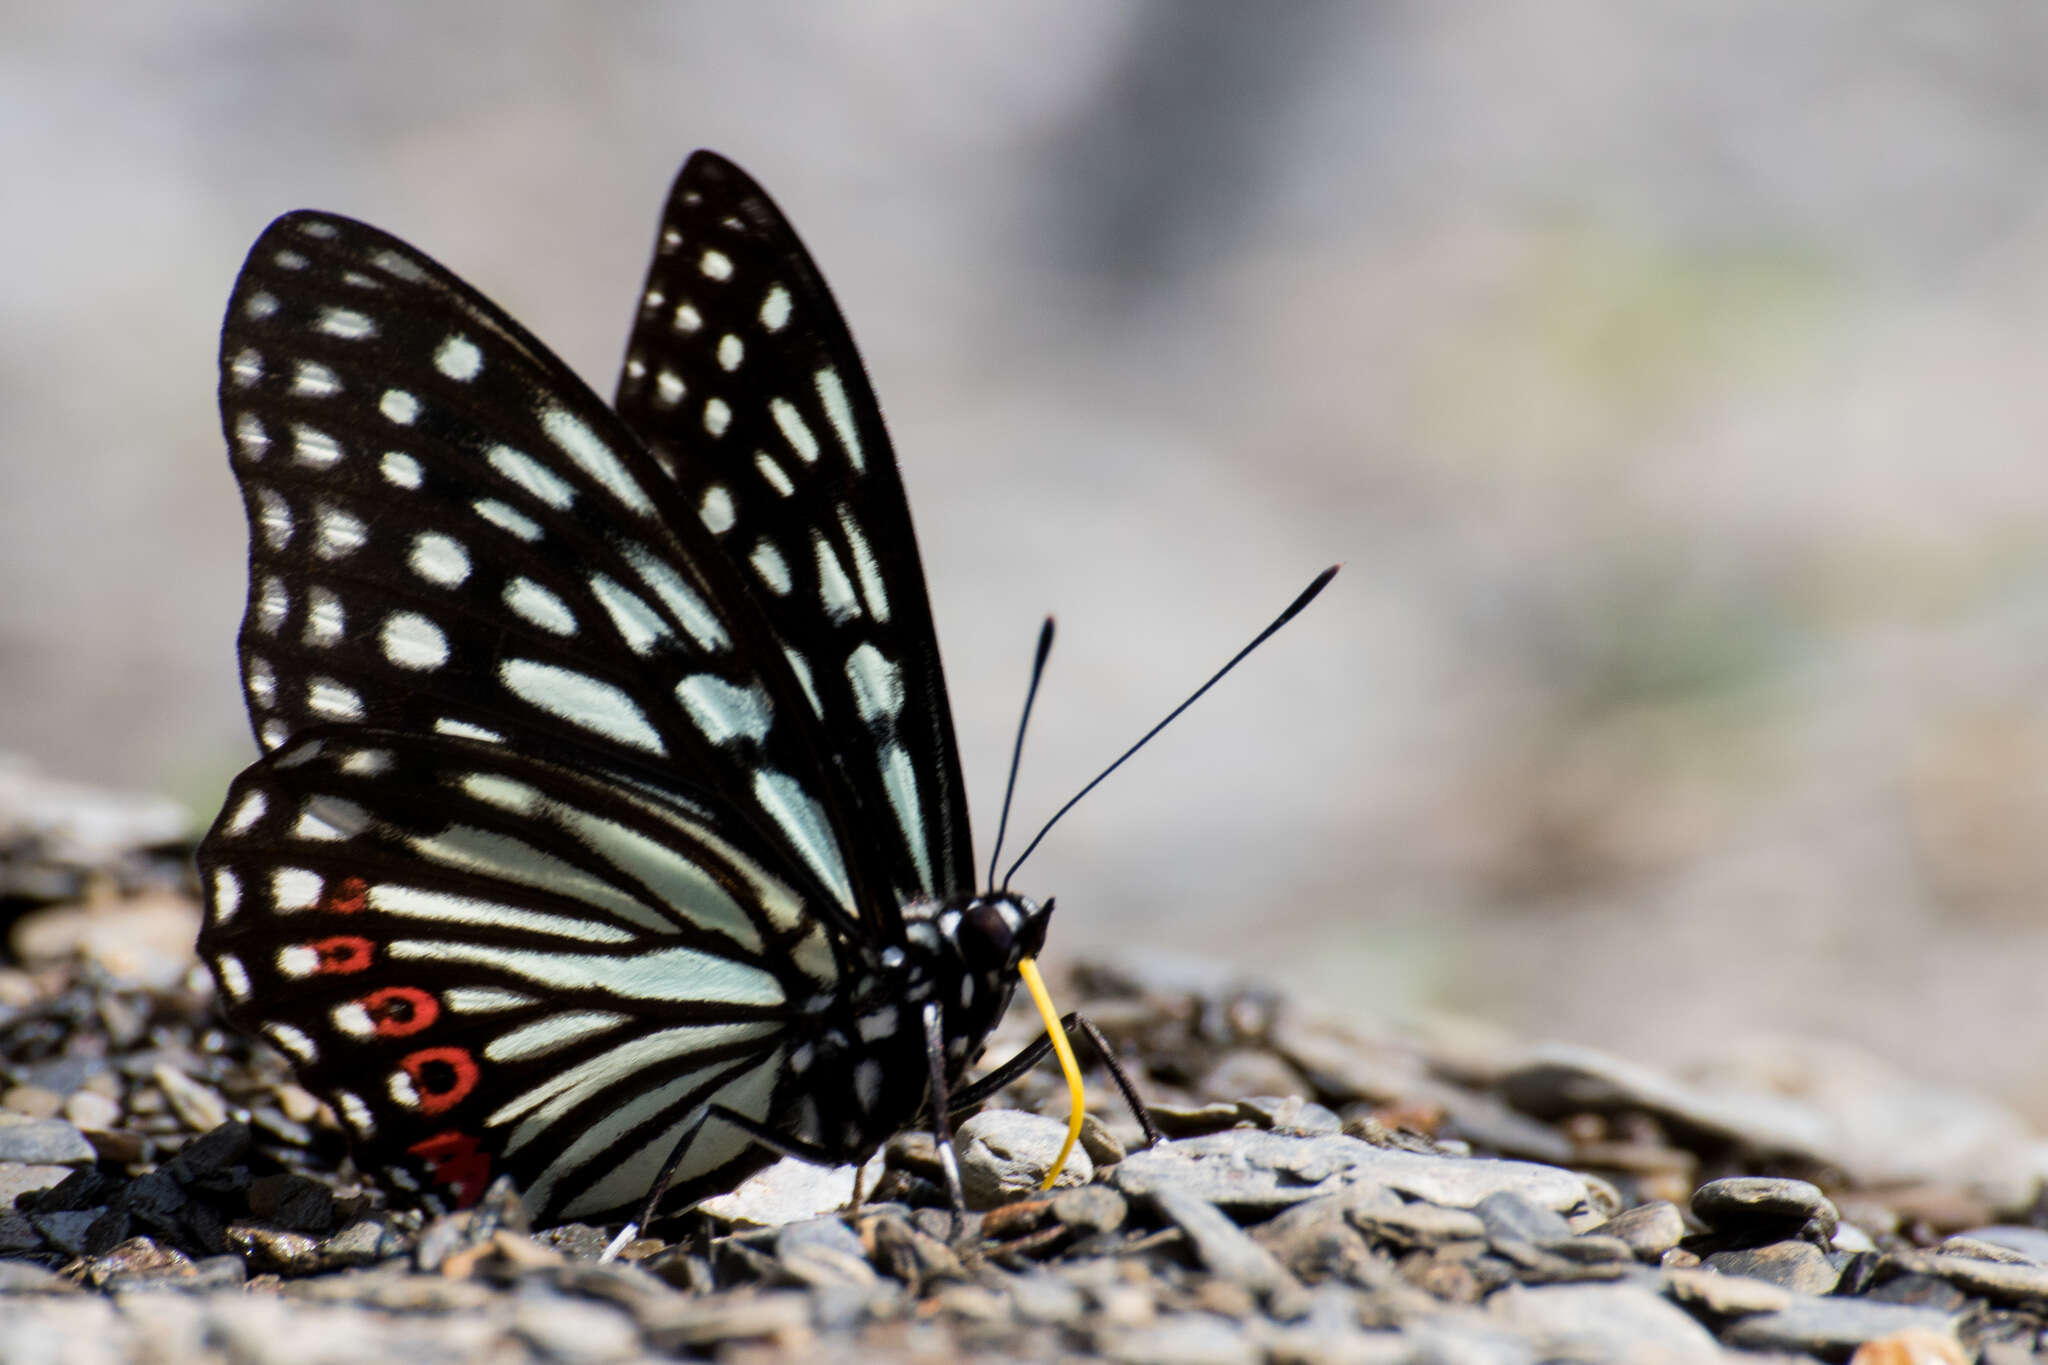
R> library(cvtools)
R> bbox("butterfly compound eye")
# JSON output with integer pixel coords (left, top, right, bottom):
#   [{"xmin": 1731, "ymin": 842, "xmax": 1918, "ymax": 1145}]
[{"xmin": 958, "ymin": 901, "xmax": 1016, "ymax": 971}]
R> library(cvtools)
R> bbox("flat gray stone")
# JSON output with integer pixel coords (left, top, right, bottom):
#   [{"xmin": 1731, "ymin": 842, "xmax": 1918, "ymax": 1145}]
[
  {"xmin": 1147, "ymin": 1186, "xmax": 1300, "ymax": 1298},
  {"xmin": 1485, "ymin": 1282, "xmax": 1725, "ymax": 1365},
  {"xmin": 1111, "ymin": 1130, "xmax": 1592, "ymax": 1216},
  {"xmin": 0, "ymin": 1118, "xmax": 95, "ymax": 1166},
  {"xmin": 1952, "ymin": 1225, "xmax": 2048, "ymax": 1262},
  {"xmin": 1661, "ymin": 1265, "xmax": 1793, "ymax": 1317},
  {"xmin": 1908, "ymin": 1251, "xmax": 2048, "ymax": 1307},
  {"xmin": 1705, "ymin": 1240, "xmax": 1841, "ymax": 1295},
  {"xmin": 697, "ymin": 1155, "xmax": 857, "ymax": 1228},
  {"xmin": 1720, "ymin": 1298, "xmax": 1960, "ymax": 1355}
]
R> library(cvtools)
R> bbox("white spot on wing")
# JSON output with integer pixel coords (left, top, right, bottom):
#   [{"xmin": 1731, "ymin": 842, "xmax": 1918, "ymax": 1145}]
[
  {"xmin": 291, "ymin": 361, "xmax": 340, "ymax": 398},
  {"xmin": 770, "ymin": 398, "xmax": 820, "ymax": 464},
  {"xmin": 700, "ymin": 249, "xmax": 733, "ymax": 280},
  {"xmin": 760, "ymin": 285, "xmax": 792, "ymax": 331},
  {"xmin": 506, "ymin": 578, "xmax": 578, "ymax": 635},
  {"xmin": 675, "ymin": 675, "xmax": 773, "ymax": 745},
  {"xmin": 814, "ymin": 368, "xmax": 864, "ymax": 470},
  {"xmin": 699, "ymin": 484, "xmax": 735, "ymax": 534},
  {"xmin": 381, "ymin": 611, "xmax": 449, "ymax": 670},
  {"xmin": 838, "ymin": 509, "xmax": 891, "ymax": 624},
  {"xmin": 543, "ymin": 407, "xmax": 651, "ymax": 514},
  {"xmin": 435, "ymin": 718, "xmax": 503, "ymax": 743},
  {"xmin": 254, "ymin": 576, "xmax": 289, "ymax": 634},
  {"xmin": 590, "ymin": 575, "xmax": 671, "ymax": 656},
  {"xmin": 672, "ymin": 302, "xmax": 702, "ymax": 333},
  {"xmin": 409, "ymin": 532, "xmax": 470, "ymax": 586},
  {"xmin": 703, "ymin": 398, "xmax": 731, "ymax": 437},
  {"xmin": 814, "ymin": 534, "xmax": 861, "ymax": 621},
  {"xmin": 881, "ymin": 742, "xmax": 932, "ymax": 890},
  {"xmin": 754, "ymin": 452, "xmax": 794, "ymax": 496},
  {"xmin": 314, "ymin": 504, "xmax": 366, "ymax": 560},
  {"xmin": 654, "ymin": 370, "xmax": 685, "ymax": 408},
  {"xmin": 435, "ymin": 334, "xmax": 483, "ymax": 381},
  {"xmin": 484, "ymin": 1011, "xmax": 629, "ymax": 1062},
  {"xmin": 292, "ymin": 424, "xmax": 343, "ymax": 468},
  {"xmin": 750, "ymin": 540, "xmax": 791, "ymax": 595},
  {"xmin": 623, "ymin": 544, "xmax": 729, "ymax": 652},
  {"xmin": 717, "ymin": 335, "xmax": 743, "ymax": 370},
  {"xmin": 272, "ymin": 866, "xmax": 323, "ymax": 910},
  {"xmin": 317, "ymin": 306, "xmax": 375, "ymax": 340},
  {"xmin": 475, "ymin": 498, "xmax": 542, "ymax": 541},
  {"xmin": 783, "ymin": 648, "xmax": 823, "ymax": 717},
  {"xmin": 382, "ymin": 451, "xmax": 422, "ymax": 488},
  {"xmin": 380, "ymin": 389, "xmax": 420, "ymax": 424},
  {"xmin": 304, "ymin": 587, "xmax": 345, "ymax": 645},
  {"xmin": 489, "ymin": 445, "xmax": 575, "ymax": 509},
  {"xmin": 845, "ymin": 643, "xmax": 903, "ymax": 725},
  {"xmin": 211, "ymin": 868, "xmax": 243, "ymax": 921},
  {"xmin": 501, "ymin": 659, "xmax": 665, "ymax": 754},
  {"xmin": 233, "ymin": 412, "xmax": 269, "ymax": 461},
  {"xmin": 215, "ymin": 954, "xmax": 251, "ymax": 1001},
  {"xmin": 308, "ymin": 676, "xmax": 364, "ymax": 720},
  {"xmin": 253, "ymin": 488, "xmax": 293, "ymax": 550}
]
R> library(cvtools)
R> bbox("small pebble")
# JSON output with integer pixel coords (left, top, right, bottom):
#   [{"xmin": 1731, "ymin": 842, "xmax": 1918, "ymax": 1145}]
[
  {"xmin": 955, "ymin": 1110, "xmax": 1093, "ymax": 1208},
  {"xmin": 1590, "ymin": 1199, "xmax": 1686, "ymax": 1260},
  {"xmin": 1705, "ymin": 1239, "xmax": 1842, "ymax": 1294},
  {"xmin": 1691, "ymin": 1176, "xmax": 1838, "ymax": 1242}
]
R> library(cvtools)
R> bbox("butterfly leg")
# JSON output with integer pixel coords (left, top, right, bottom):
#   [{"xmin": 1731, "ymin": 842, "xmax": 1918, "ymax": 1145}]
[
  {"xmin": 601, "ymin": 1103, "xmax": 850, "ymax": 1261},
  {"xmin": 949, "ymin": 1012, "xmax": 1162, "ymax": 1148},
  {"xmin": 919, "ymin": 1000, "xmax": 970, "ymax": 1239}
]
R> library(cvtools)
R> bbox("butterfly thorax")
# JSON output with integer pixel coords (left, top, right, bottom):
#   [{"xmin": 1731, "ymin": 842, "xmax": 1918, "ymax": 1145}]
[{"xmin": 779, "ymin": 892, "xmax": 1050, "ymax": 1159}]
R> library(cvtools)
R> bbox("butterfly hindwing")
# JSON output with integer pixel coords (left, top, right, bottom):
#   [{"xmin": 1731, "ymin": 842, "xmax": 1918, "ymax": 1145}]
[
  {"xmin": 201, "ymin": 728, "xmax": 824, "ymax": 1222},
  {"xmin": 613, "ymin": 152, "xmax": 975, "ymax": 909}
]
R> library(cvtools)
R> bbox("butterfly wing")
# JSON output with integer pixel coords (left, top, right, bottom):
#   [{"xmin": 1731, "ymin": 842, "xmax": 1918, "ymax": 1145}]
[
  {"xmin": 200, "ymin": 728, "xmax": 833, "ymax": 1222},
  {"xmin": 612, "ymin": 152, "xmax": 976, "ymax": 909},
  {"xmin": 213, "ymin": 209, "xmax": 887, "ymax": 932}
]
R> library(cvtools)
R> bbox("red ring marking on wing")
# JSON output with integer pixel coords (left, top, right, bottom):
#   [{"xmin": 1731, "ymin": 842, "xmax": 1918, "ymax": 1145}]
[
  {"xmin": 361, "ymin": 986, "xmax": 440, "ymax": 1037},
  {"xmin": 408, "ymin": 1130, "xmax": 491, "ymax": 1210},
  {"xmin": 401, "ymin": 1046, "xmax": 479, "ymax": 1115},
  {"xmin": 310, "ymin": 936, "xmax": 374, "ymax": 974}
]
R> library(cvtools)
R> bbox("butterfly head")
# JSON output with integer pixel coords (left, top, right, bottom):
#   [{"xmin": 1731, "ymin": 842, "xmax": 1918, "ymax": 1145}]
[{"xmin": 953, "ymin": 892, "xmax": 1052, "ymax": 978}]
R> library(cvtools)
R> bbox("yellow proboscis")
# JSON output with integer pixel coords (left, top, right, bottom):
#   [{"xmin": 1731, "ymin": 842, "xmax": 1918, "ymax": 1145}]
[{"xmin": 1015, "ymin": 956, "xmax": 1085, "ymax": 1189}]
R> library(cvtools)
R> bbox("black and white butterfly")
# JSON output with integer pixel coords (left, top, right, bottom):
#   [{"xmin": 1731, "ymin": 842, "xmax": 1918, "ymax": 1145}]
[{"xmin": 197, "ymin": 151, "xmax": 1325, "ymax": 1229}]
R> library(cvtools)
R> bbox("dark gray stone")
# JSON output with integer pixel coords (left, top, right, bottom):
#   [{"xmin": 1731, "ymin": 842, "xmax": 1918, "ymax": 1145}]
[
  {"xmin": 0, "ymin": 1119, "xmax": 95, "ymax": 1167},
  {"xmin": 29, "ymin": 1208, "xmax": 100, "ymax": 1256},
  {"xmin": 1720, "ymin": 1298, "xmax": 1960, "ymax": 1356},
  {"xmin": 1690, "ymin": 1176, "xmax": 1837, "ymax": 1242},
  {"xmin": 1705, "ymin": 1239, "xmax": 1841, "ymax": 1294},
  {"xmin": 1910, "ymin": 1251, "xmax": 2048, "ymax": 1307},
  {"xmin": 1660, "ymin": 1265, "xmax": 1792, "ymax": 1318}
]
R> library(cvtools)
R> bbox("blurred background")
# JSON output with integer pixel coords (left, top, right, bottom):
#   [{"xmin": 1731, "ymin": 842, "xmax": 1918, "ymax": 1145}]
[{"xmin": 8, "ymin": 3, "xmax": 2048, "ymax": 1117}]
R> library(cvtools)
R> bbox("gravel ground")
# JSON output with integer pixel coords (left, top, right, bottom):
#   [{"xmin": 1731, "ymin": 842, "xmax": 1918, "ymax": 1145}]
[{"xmin": 4, "ymin": 771, "xmax": 2048, "ymax": 1363}]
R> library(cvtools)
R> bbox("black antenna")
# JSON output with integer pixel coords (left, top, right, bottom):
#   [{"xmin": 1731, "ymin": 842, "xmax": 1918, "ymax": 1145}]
[
  {"xmin": 1002, "ymin": 565, "xmax": 1340, "ymax": 889},
  {"xmin": 987, "ymin": 617, "xmax": 1056, "ymax": 889}
]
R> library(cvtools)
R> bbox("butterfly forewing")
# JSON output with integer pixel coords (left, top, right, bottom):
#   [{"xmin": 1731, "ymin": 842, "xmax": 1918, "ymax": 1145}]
[
  {"xmin": 201, "ymin": 728, "xmax": 825, "ymax": 1222},
  {"xmin": 216, "ymin": 211, "xmax": 890, "ymax": 929},
  {"xmin": 613, "ymin": 153, "xmax": 974, "ymax": 909}
]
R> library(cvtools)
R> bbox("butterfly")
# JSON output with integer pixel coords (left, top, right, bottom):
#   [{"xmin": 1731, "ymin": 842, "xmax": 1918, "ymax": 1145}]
[{"xmin": 196, "ymin": 150, "xmax": 1329, "ymax": 1230}]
